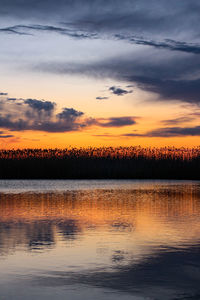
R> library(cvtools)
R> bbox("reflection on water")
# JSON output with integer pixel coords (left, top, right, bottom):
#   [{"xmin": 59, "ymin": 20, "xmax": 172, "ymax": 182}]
[{"xmin": 0, "ymin": 180, "xmax": 200, "ymax": 299}]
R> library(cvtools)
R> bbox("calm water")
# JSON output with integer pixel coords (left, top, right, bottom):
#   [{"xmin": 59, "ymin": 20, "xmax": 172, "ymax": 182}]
[{"xmin": 0, "ymin": 180, "xmax": 200, "ymax": 300}]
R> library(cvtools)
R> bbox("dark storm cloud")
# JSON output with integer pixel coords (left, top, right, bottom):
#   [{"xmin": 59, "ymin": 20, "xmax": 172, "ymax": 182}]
[
  {"xmin": 0, "ymin": 96, "xmax": 136, "ymax": 132},
  {"xmin": 109, "ymin": 86, "xmax": 133, "ymax": 96}
]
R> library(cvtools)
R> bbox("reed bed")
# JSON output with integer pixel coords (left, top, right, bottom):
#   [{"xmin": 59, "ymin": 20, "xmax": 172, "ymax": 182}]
[
  {"xmin": 1, "ymin": 146, "xmax": 200, "ymax": 160},
  {"xmin": 0, "ymin": 147, "xmax": 200, "ymax": 179}
]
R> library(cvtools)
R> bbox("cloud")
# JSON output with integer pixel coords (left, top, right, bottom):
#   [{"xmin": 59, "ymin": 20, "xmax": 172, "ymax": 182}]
[
  {"xmin": 92, "ymin": 133, "xmax": 116, "ymax": 138},
  {"xmin": 0, "ymin": 130, "xmax": 14, "ymax": 138},
  {"xmin": 3, "ymin": 24, "xmax": 200, "ymax": 57},
  {"xmin": 0, "ymin": 26, "xmax": 31, "ymax": 35},
  {"xmin": 114, "ymin": 34, "xmax": 200, "ymax": 55},
  {"xmin": 145, "ymin": 126, "xmax": 200, "ymax": 137},
  {"xmin": 1, "ymin": 0, "xmax": 200, "ymax": 39},
  {"xmin": 0, "ymin": 95, "xmax": 137, "ymax": 133},
  {"xmin": 0, "ymin": 134, "xmax": 14, "ymax": 138},
  {"xmin": 24, "ymin": 98, "xmax": 55, "ymax": 112},
  {"xmin": 84, "ymin": 116, "xmax": 137, "ymax": 128},
  {"xmin": 0, "ymin": 97, "xmax": 85, "ymax": 133},
  {"xmin": 7, "ymin": 98, "xmax": 17, "ymax": 101},
  {"xmin": 1, "ymin": 1, "xmax": 200, "ymax": 58},
  {"xmin": 40, "ymin": 51, "xmax": 200, "ymax": 105},
  {"xmin": 57, "ymin": 108, "xmax": 84, "ymax": 120},
  {"xmin": 161, "ymin": 116, "xmax": 195, "ymax": 125},
  {"xmin": 96, "ymin": 117, "xmax": 136, "ymax": 127},
  {"xmin": 124, "ymin": 126, "xmax": 200, "ymax": 138},
  {"xmin": 2, "ymin": 0, "xmax": 200, "ymax": 107},
  {"xmin": 24, "ymin": 98, "xmax": 56, "ymax": 119},
  {"xmin": 109, "ymin": 86, "xmax": 133, "ymax": 96},
  {"xmin": 0, "ymin": 24, "xmax": 98, "ymax": 39},
  {"xmin": 96, "ymin": 96, "xmax": 109, "ymax": 100}
]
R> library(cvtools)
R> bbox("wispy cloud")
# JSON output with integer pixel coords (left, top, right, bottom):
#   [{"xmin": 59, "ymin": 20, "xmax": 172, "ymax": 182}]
[
  {"xmin": 0, "ymin": 24, "xmax": 98, "ymax": 39},
  {"xmin": 123, "ymin": 126, "xmax": 200, "ymax": 138},
  {"xmin": 146, "ymin": 126, "xmax": 200, "ymax": 137},
  {"xmin": 161, "ymin": 116, "xmax": 195, "ymax": 125},
  {"xmin": 0, "ymin": 130, "xmax": 14, "ymax": 138},
  {"xmin": 2, "ymin": 23, "xmax": 200, "ymax": 57},
  {"xmin": 0, "ymin": 134, "xmax": 14, "ymax": 138}
]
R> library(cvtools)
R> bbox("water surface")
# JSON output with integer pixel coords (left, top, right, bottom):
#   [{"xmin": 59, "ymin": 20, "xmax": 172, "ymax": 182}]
[{"xmin": 0, "ymin": 180, "xmax": 200, "ymax": 299}]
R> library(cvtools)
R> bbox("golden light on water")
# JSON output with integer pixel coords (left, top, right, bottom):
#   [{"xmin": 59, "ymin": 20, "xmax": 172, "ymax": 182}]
[{"xmin": 1, "ymin": 185, "xmax": 200, "ymax": 258}]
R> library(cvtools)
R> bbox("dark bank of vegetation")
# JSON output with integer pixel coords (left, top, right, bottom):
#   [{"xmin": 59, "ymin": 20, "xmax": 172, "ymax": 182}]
[{"xmin": 0, "ymin": 147, "xmax": 200, "ymax": 179}]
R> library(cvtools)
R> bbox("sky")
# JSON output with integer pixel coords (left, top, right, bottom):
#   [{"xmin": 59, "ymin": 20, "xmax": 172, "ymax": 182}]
[{"xmin": 1, "ymin": 0, "xmax": 200, "ymax": 148}]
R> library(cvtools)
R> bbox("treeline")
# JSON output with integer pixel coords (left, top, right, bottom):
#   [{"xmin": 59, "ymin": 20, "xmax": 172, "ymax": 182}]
[{"xmin": 0, "ymin": 147, "xmax": 200, "ymax": 179}]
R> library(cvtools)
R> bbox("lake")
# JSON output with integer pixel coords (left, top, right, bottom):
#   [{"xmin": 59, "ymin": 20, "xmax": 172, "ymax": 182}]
[{"xmin": 0, "ymin": 180, "xmax": 200, "ymax": 299}]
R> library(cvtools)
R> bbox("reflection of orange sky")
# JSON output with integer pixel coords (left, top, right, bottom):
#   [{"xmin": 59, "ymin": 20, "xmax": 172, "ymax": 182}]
[
  {"xmin": 1, "ymin": 188, "xmax": 200, "ymax": 247},
  {"xmin": 0, "ymin": 188, "xmax": 198, "ymax": 220}
]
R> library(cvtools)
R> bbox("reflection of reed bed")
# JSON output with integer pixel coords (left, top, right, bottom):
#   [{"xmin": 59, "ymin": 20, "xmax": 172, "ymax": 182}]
[
  {"xmin": 1, "ymin": 147, "xmax": 200, "ymax": 178},
  {"xmin": 0, "ymin": 221, "xmax": 57, "ymax": 256},
  {"xmin": 0, "ymin": 188, "xmax": 200, "ymax": 221},
  {"xmin": 0, "ymin": 188, "xmax": 200, "ymax": 257}
]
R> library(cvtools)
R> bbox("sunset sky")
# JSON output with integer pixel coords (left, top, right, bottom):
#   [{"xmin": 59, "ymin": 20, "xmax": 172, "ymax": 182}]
[{"xmin": 1, "ymin": 0, "xmax": 200, "ymax": 148}]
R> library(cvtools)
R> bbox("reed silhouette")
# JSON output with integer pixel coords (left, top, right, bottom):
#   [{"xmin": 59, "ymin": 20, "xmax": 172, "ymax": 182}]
[{"xmin": 0, "ymin": 147, "xmax": 200, "ymax": 179}]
